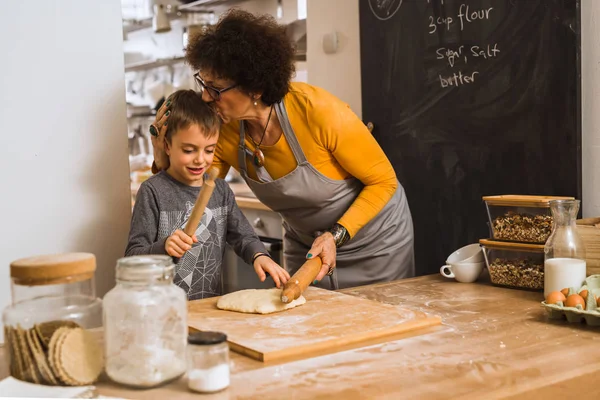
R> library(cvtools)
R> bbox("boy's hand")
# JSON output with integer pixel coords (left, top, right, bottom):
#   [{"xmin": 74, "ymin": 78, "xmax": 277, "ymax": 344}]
[
  {"xmin": 253, "ymin": 255, "xmax": 290, "ymax": 288},
  {"xmin": 165, "ymin": 229, "xmax": 198, "ymax": 257}
]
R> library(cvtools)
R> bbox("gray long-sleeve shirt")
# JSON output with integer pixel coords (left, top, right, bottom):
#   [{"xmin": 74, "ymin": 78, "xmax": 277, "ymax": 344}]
[{"xmin": 125, "ymin": 171, "xmax": 267, "ymax": 300}]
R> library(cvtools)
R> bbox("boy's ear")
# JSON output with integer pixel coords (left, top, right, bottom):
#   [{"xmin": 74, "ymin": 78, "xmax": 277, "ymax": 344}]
[{"xmin": 164, "ymin": 139, "xmax": 171, "ymax": 156}]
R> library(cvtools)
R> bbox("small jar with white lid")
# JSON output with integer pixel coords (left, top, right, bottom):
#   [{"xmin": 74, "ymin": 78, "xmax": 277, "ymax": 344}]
[{"xmin": 187, "ymin": 331, "xmax": 230, "ymax": 393}]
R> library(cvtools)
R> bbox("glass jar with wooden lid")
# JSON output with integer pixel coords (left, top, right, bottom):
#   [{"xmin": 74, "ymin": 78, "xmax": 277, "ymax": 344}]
[
  {"xmin": 2, "ymin": 253, "xmax": 104, "ymax": 386},
  {"xmin": 480, "ymin": 239, "xmax": 545, "ymax": 290},
  {"xmin": 483, "ymin": 195, "xmax": 575, "ymax": 243}
]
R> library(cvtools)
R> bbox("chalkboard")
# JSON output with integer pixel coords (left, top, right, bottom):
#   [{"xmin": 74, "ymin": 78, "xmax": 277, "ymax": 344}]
[{"xmin": 359, "ymin": 0, "xmax": 581, "ymax": 276}]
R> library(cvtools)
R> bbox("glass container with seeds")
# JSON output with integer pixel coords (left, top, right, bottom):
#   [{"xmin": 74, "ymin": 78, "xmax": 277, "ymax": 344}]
[
  {"xmin": 480, "ymin": 239, "xmax": 545, "ymax": 291},
  {"xmin": 2, "ymin": 253, "xmax": 104, "ymax": 386},
  {"xmin": 483, "ymin": 195, "xmax": 575, "ymax": 243}
]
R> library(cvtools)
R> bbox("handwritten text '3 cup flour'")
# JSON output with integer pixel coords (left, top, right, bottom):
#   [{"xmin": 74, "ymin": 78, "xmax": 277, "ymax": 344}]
[{"xmin": 429, "ymin": 4, "xmax": 494, "ymax": 34}]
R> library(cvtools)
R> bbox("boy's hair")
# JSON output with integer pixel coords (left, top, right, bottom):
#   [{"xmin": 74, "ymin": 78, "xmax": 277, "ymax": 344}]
[{"xmin": 164, "ymin": 90, "xmax": 220, "ymax": 142}]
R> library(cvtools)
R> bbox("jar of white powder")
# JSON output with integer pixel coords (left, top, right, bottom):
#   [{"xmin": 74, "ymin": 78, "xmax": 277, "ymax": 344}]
[
  {"xmin": 187, "ymin": 331, "xmax": 230, "ymax": 393},
  {"xmin": 103, "ymin": 255, "xmax": 187, "ymax": 388}
]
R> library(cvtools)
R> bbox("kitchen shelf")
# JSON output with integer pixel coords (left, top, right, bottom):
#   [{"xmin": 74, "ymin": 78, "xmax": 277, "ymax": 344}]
[
  {"xmin": 178, "ymin": 0, "xmax": 247, "ymax": 11},
  {"xmin": 124, "ymin": 56, "xmax": 187, "ymax": 72},
  {"xmin": 122, "ymin": 0, "xmax": 244, "ymax": 35},
  {"xmin": 122, "ymin": 10, "xmax": 182, "ymax": 35}
]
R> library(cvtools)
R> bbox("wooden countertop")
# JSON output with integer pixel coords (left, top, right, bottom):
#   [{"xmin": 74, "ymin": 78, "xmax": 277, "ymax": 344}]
[{"xmin": 2, "ymin": 274, "xmax": 599, "ymax": 399}]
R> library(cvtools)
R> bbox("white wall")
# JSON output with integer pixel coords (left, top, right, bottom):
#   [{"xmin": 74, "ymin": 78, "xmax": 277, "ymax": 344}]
[
  {"xmin": 581, "ymin": 0, "xmax": 600, "ymax": 218},
  {"xmin": 0, "ymin": 0, "xmax": 132, "ymax": 340},
  {"xmin": 306, "ymin": 0, "xmax": 362, "ymax": 118}
]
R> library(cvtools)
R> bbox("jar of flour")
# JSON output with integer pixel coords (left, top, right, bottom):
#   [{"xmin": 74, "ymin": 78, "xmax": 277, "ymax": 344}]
[{"xmin": 103, "ymin": 255, "xmax": 187, "ymax": 388}]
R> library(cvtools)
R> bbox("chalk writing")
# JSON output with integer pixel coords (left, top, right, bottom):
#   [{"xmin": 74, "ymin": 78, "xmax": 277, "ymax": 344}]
[
  {"xmin": 471, "ymin": 43, "xmax": 500, "ymax": 59},
  {"xmin": 439, "ymin": 71, "xmax": 479, "ymax": 87},
  {"xmin": 457, "ymin": 4, "xmax": 493, "ymax": 31},
  {"xmin": 427, "ymin": 2, "xmax": 498, "ymax": 88},
  {"xmin": 436, "ymin": 46, "xmax": 465, "ymax": 67},
  {"xmin": 368, "ymin": 0, "xmax": 403, "ymax": 21},
  {"xmin": 429, "ymin": 15, "xmax": 453, "ymax": 34},
  {"xmin": 436, "ymin": 43, "xmax": 500, "ymax": 67},
  {"xmin": 427, "ymin": 3, "xmax": 494, "ymax": 34}
]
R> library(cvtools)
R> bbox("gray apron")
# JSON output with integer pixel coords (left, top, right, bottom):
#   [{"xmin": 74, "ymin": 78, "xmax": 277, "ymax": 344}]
[{"xmin": 237, "ymin": 101, "xmax": 415, "ymax": 290}]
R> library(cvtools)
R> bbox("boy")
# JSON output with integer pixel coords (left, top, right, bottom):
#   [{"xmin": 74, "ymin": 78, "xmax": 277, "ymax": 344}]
[{"xmin": 125, "ymin": 90, "xmax": 289, "ymax": 300}]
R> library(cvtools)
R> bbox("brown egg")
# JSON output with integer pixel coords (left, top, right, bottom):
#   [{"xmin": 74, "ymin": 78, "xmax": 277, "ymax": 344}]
[
  {"xmin": 545, "ymin": 291, "xmax": 567, "ymax": 305},
  {"xmin": 561, "ymin": 288, "xmax": 570, "ymax": 297},
  {"xmin": 597, "ymin": 296, "xmax": 600, "ymax": 308},
  {"xmin": 580, "ymin": 290, "xmax": 589, "ymax": 303},
  {"xmin": 565, "ymin": 294, "xmax": 585, "ymax": 308}
]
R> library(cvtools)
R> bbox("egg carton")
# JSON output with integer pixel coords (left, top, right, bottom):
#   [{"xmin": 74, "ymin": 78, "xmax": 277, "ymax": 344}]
[{"xmin": 541, "ymin": 275, "xmax": 600, "ymax": 326}]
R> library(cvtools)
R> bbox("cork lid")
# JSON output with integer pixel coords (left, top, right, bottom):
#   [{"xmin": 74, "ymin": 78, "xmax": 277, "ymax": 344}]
[
  {"xmin": 10, "ymin": 253, "xmax": 96, "ymax": 286},
  {"xmin": 482, "ymin": 195, "xmax": 575, "ymax": 208}
]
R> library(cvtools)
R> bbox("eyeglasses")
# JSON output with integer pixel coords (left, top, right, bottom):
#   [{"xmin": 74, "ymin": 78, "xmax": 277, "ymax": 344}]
[{"xmin": 194, "ymin": 73, "xmax": 237, "ymax": 101}]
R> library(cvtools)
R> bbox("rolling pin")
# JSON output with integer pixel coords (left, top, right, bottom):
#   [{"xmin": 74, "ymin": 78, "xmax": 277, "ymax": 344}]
[
  {"xmin": 183, "ymin": 167, "xmax": 220, "ymax": 237},
  {"xmin": 280, "ymin": 257, "xmax": 323, "ymax": 303}
]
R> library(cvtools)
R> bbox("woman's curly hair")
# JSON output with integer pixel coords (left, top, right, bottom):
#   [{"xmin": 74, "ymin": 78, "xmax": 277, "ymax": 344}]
[{"xmin": 185, "ymin": 9, "xmax": 296, "ymax": 105}]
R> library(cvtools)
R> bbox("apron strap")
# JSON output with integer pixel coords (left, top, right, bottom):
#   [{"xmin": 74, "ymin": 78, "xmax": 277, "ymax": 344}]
[
  {"xmin": 237, "ymin": 126, "xmax": 246, "ymax": 175},
  {"xmin": 238, "ymin": 121, "xmax": 274, "ymax": 183},
  {"xmin": 275, "ymin": 101, "xmax": 308, "ymax": 165},
  {"xmin": 329, "ymin": 270, "xmax": 339, "ymax": 290}
]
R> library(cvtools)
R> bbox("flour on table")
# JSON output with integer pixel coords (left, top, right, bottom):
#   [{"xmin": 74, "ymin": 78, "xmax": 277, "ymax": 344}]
[{"xmin": 216, "ymin": 288, "xmax": 306, "ymax": 314}]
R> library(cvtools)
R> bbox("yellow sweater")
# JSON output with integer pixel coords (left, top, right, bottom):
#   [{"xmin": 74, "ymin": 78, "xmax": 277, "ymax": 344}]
[{"xmin": 213, "ymin": 82, "xmax": 398, "ymax": 238}]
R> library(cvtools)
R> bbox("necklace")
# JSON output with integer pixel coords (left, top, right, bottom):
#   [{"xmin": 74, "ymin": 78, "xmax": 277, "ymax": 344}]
[{"xmin": 248, "ymin": 105, "xmax": 274, "ymax": 168}]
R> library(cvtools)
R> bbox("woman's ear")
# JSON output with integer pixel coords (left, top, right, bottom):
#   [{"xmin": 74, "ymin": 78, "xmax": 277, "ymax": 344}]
[{"xmin": 249, "ymin": 93, "xmax": 263, "ymax": 105}]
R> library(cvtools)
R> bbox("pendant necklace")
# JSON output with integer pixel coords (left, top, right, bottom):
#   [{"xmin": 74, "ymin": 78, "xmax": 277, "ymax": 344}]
[{"xmin": 248, "ymin": 104, "xmax": 274, "ymax": 168}]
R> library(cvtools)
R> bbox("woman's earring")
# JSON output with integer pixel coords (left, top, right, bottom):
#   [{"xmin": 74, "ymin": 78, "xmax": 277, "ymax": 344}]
[{"xmin": 254, "ymin": 100, "xmax": 258, "ymax": 106}]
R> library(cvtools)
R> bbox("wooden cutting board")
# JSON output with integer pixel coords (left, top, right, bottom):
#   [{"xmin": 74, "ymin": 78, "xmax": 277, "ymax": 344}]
[{"xmin": 187, "ymin": 286, "xmax": 441, "ymax": 362}]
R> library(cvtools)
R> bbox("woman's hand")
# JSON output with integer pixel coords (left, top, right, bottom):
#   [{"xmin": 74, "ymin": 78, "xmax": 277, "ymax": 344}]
[
  {"xmin": 253, "ymin": 255, "xmax": 290, "ymax": 288},
  {"xmin": 306, "ymin": 232, "xmax": 337, "ymax": 283},
  {"xmin": 165, "ymin": 229, "xmax": 198, "ymax": 258},
  {"xmin": 150, "ymin": 101, "xmax": 171, "ymax": 171}
]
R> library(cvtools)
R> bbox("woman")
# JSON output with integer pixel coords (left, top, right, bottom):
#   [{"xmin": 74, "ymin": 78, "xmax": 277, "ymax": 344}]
[{"xmin": 150, "ymin": 9, "xmax": 414, "ymax": 289}]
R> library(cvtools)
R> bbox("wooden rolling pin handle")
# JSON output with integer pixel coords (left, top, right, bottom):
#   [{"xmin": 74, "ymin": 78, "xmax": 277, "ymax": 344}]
[
  {"xmin": 280, "ymin": 257, "xmax": 323, "ymax": 303},
  {"xmin": 183, "ymin": 167, "xmax": 220, "ymax": 237}
]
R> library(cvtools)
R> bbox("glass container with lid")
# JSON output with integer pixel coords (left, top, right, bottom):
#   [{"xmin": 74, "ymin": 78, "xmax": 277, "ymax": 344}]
[
  {"xmin": 103, "ymin": 255, "xmax": 187, "ymax": 388},
  {"xmin": 483, "ymin": 195, "xmax": 575, "ymax": 243},
  {"xmin": 2, "ymin": 252, "xmax": 104, "ymax": 385},
  {"xmin": 480, "ymin": 239, "xmax": 545, "ymax": 291},
  {"xmin": 187, "ymin": 331, "xmax": 230, "ymax": 393}
]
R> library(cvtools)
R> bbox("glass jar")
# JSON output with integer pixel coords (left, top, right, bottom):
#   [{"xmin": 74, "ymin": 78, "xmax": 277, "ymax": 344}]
[
  {"xmin": 544, "ymin": 199, "xmax": 587, "ymax": 296},
  {"xmin": 483, "ymin": 195, "xmax": 575, "ymax": 243},
  {"xmin": 2, "ymin": 253, "xmax": 103, "ymax": 385},
  {"xmin": 187, "ymin": 331, "xmax": 230, "ymax": 393},
  {"xmin": 103, "ymin": 255, "xmax": 187, "ymax": 388}
]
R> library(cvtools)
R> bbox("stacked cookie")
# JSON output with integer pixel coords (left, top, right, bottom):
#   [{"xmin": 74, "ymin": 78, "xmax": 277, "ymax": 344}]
[{"xmin": 5, "ymin": 320, "xmax": 104, "ymax": 386}]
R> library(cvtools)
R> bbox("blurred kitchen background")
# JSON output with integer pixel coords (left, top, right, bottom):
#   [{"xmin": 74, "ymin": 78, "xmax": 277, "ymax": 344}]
[{"xmin": 123, "ymin": 0, "xmax": 309, "ymax": 204}]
